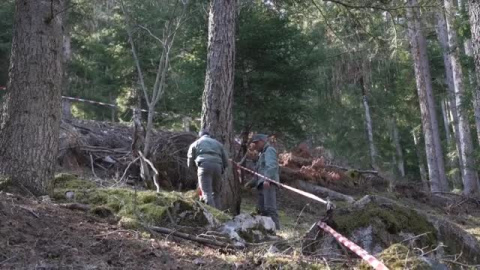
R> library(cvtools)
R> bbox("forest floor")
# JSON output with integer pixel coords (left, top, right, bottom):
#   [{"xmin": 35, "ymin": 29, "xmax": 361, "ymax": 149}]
[
  {"xmin": 0, "ymin": 185, "xmax": 328, "ymax": 270},
  {"xmin": 1, "ymin": 179, "xmax": 480, "ymax": 269}
]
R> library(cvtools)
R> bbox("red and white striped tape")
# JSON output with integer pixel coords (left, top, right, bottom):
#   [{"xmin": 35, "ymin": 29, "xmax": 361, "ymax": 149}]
[
  {"xmin": 318, "ymin": 222, "xmax": 389, "ymax": 270},
  {"xmin": 232, "ymin": 161, "xmax": 328, "ymax": 205},
  {"xmin": 62, "ymin": 96, "xmax": 118, "ymax": 108},
  {"xmin": 232, "ymin": 160, "xmax": 388, "ymax": 269}
]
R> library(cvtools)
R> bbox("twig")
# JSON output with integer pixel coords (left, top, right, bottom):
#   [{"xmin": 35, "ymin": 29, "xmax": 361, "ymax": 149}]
[
  {"xmin": 18, "ymin": 206, "xmax": 40, "ymax": 218},
  {"xmin": 149, "ymin": 225, "xmax": 244, "ymax": 249},
  {"xmin": 442, "ymin": 259, "xmax": 480, "ymax": 268},
  {"xmin": 58, "ymin": 203, "xmax": 91, "ymax": 212},
  {"xmin": 293, "ymin": 203, "xmax": 310, "ymax": 231},
  {"xmin": 90, "ymin": 153, "xmax": 98, "ymax": 178},
  {"xmin": 94, "ymin": 230, "xmax": 136, "ymax": 237},
  {"xmin": 138, "ymin": 151, "xmax": 161, "ymax": 192},
  {"xmin": 119, "ymin": 156, "xmax": 140, "ymax": 183},
  {"xmin": 325, "ymin": 164, "xmax": 378, "ymax": 174},
  {"xmin": 401, "ymin": 232, "xmax": 430, "ymax": 243},
  {"xmin": 0, "ymin": 256, "xmax": 16, "ymax": 265}
]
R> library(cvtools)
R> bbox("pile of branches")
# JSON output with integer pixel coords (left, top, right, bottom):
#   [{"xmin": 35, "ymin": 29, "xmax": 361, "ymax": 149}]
[
  {"xmin": 57, "ymin": 119, "xmax": 197, "ymax": 189},
  {"xmin": 278, "ymin": 143, "xmax": 388, "ymax": 195}
]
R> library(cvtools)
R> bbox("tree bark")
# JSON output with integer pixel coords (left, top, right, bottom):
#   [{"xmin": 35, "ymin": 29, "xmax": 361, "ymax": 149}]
[
  {"xmin": 444, "ymin": 0, "xmax": 479, "ymax": 195},
  {"xmin": 0, "ymin": 0, "xmax": 65, "ymax": 195},
  {"xmin": 201, "ymin": 0, "xmax": 240, "ymax": 214},
  {"xmin": 407, "ymin": 0, "xmax": 449, "ymax": 192},
  {"xmin": 360, "ymin": 76, "xmax": 376, "ymax": 169},
  {"xmin": 391, "ymin": 118, "xmax": 405, "ymax": 177},
  {"xmin": 435, "ymin": 9, "xmax": 463, "ymax": 168},
  {"xmin": 412, "ymin": 131, "xmax": 430, "ymax": 191}
]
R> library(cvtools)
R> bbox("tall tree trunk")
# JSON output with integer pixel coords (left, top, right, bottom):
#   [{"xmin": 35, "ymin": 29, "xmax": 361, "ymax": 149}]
[
  {"xmin": 360, "ymin": 76, "xmax": 376, "ymax": 169},
  {"xmin": 445, "ymin": 0, "xmax": 479, "ymax": 195},
  {"xmin": 392, "ymin": 118, "xmax": 405, "ymax": 177},
  {"xmin": 442, "ymin": 99, "xmax": 463, "ymax": 187},
  {"xmin": 0, "ymin": 0, "xmax": 65, "ymax": 195},
  {"xmin": 407, "ymin": 0, "xmax": 449, "ymax": 192},
  {"xmin": 435, "ymin": 9, "xmax": 463, "ymax": 163},
  {"xmin": 468, "ymin": 0, "xmax": 480, "ymax": 193},
  {"xmin": 201, "ymin": 0, "xmax": 240, "ymax": 214},
  {"xmin": 441, "ymin": 99, "xmax": 452, "ymax": 142},
  {"xmin": 463, "ymin": 30, "xmax": 480, "ymax": 147},
  {"xmin": 413, "ymin": 131, "xmax": 429, "ymax": 191}
]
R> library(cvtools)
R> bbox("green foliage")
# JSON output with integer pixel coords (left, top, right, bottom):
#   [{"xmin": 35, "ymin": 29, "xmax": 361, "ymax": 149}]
[
  {"xmin": 0, "ymin": 0, "xmax": 14, "ymax": 89},
  {"xmin": 234, "ymin": 2, "xmax": 323, "ymax": 138}
]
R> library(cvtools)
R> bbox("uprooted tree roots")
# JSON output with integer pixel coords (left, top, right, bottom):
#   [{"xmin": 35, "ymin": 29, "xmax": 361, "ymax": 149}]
[{"xmin": 58, "ymin": 119, "xmax": 197, "ymax": 190}]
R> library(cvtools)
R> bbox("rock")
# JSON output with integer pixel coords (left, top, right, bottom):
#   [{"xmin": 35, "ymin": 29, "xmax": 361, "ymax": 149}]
[
  {"xmin": 103, "ymin": 156, "xmax": 116, "ymax": 164},
  {"xmin": 219, "ymin": 214, "xmax": 277, "ymax": 244},
  {"xmin": 193, "ymin": 258, "xmax": 206, "ymax": 266},
  {"xmin": 65, "ymin": 191, "xmax": 75, "ymax": 201},
  {"xmin": 40, "ymin": 195, "xmax": 51, "ymax": 203}
]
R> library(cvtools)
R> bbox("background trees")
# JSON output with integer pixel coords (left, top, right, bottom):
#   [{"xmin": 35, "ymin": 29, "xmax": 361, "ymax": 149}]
[{"xmin": 1, "ymin": 0, "xmax": 480, "ymax": 195}]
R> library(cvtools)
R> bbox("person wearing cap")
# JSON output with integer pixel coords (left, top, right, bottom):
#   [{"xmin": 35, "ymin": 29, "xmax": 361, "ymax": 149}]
[
  {"xmin": 249, "ymin": 134, "xmax": 280, "ymax": 230},
  {"xmin": 187, "ymin": 130, "xmax": 229, "ymax": 208}
]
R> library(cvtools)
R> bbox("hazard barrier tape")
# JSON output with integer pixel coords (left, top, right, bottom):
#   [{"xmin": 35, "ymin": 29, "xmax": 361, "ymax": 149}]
[
  {"xmin": 61, "ymin": 96, "xmax": 150, "ymax": 113},
  {"xmin": 231, "ymin": 161, "xmax": 328, "ymax": 205},
  {"xmin": 232, "ymin": 160, "xmax": 389, "ymax": 269},
  {"xmin": 318, "ymin": 222, "xmax": 389, "ymax": 270}
]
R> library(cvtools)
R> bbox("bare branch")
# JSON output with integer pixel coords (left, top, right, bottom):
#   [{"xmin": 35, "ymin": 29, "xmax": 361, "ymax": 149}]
[
  {"xmin": 322, "ymin": 0, "xmax": 438, "ymax": 11},
  {"xmin": 120, "ymin": 1, "xmax": 151, "ymax": 104},
  {"xmin": 137, "ymin": 25, "xmax": 165, "ymax": 45}
]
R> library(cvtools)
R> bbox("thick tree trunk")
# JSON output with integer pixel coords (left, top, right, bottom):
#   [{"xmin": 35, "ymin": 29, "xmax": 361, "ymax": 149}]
[
  {"xmin": 407, "ymin": 0, "xmax": 449, "ymax": 192},
  {"xmin": 441, "ymin": 99, "xmax": 463, "ymax": 187},
  {"xmin": 201, "ymin": 0, "xmax": 240, "ymax": 214},
  {"xmin": 436, "ymin": 10, "xmax": 466, "ymax": 186},
  {"xmin": 391, "ymin": 118, "xmax": 405, "ymax": 177},
  {"xmin": 0, "ymin": 0, "xmax": 65, "ymax": 195},
  {"xmin": 413, "ymin": 131, "xmax": 429, "ymax": 191},
  {"xmin": 445, "ymin": 0, "xmax": 479, "ymax": 195},
  {"xmin": 468, "ymin": 0, "xmax": 480, "ymax": 195},
  {"xmin": 435, "ymin": 9, "xmax": 463, "ymax": 167}
]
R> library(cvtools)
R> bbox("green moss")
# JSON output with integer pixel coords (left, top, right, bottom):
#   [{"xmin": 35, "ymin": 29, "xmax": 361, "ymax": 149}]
[
  {"xmin": 262, "ymin": 257, "xmax": 328, "ymax": 270},
  {"xmin": 53, "ymin": 173, "xmax": 96, "ymax": 190},
  {"xmin": 346, "ymin": 169, "xmax": 359, "ymax": 179},
  {"xmin": 334, "ymin": 203, "xmax": 437, "ymax": 247},
  {"xmin": 90, "ymin": 205, "xmax": 114, "ymax": 218},
  {"xmin": 0, "ymin": 176, "xmax": 11, "ymax": 191},
  {"xmin": 118, "ymin": 216, "xmax": 141, "ymax": 230},
  {"xmin": 137, "ymin": 203, "xmax": 168, "ymax": 224},
  {"xmin": 359, "ymin": 244, "xmax": 430, "ymax": 270},
  {"xmin": 203, "ymin": 204, "xmax": 232, "ymax": 223},
  {"xmin": 52, "ymin": 175, "xmax": 218, "ymax": 229}
]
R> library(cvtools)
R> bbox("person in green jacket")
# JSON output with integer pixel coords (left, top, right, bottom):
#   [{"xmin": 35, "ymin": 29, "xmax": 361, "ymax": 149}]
[
  {"xmin": 250, "ymin": 134, "xmax": 280, "ymax": 230},
  {"xmin": 187, "ymin": 130, "xmax": 228, "ymax": 208}
]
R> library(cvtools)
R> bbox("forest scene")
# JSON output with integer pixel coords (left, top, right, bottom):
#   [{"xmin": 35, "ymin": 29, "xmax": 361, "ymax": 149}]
[{"xmin": 1, "ymin": 0, "xmax": 480, "ymax": 269}]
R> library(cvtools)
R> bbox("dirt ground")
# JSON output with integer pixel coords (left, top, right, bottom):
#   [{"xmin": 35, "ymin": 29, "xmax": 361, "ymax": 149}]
[{"xmin": 0, "ymin": 192, "xmax": 246, "ymax": 270}]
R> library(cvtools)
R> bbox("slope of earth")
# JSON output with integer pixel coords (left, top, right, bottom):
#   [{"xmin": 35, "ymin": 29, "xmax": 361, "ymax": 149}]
[{"xmin": 0, "ymin": 192, "xmax": 240, "ymax": 270}]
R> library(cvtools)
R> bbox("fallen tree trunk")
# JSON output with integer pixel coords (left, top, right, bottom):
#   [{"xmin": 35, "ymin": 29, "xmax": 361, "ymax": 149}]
[
  {"xmin": 296, "ymin": 180, "xmax": 355, "ymax": 203},
  {"xmin": 325, "ymin": 164, "xmax": 378, "ymax": 175}
]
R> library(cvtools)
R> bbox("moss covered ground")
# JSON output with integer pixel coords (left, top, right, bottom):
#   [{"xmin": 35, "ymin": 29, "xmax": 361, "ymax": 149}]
[{"xmin": 52, "ymin": 173, "xmax": 231, "ymax": 228}]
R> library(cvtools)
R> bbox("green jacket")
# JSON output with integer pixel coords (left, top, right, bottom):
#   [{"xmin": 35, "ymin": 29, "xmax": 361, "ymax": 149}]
[
  {"xmin": 256, "ymin": 143, "xmax": 279, "ymax": 186},
  {"xmin": 187, "ymin": 135, "xmax": 228, "ymax": 169}
]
